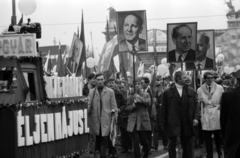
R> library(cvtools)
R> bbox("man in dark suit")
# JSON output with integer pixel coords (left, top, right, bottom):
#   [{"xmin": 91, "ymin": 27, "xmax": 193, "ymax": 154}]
[
  {"xmin": 186, "ymin": 32, "xmax": 214, "ymax": 70},
  {"xmin": 220, "ymin": 70, "xmax": 240, "ymax": 158},
  {"xmin": 160, "ymin": 71, "xmax": 199, "ymax": 158},
  {"xmin": 168, "ymin": 24, "xmax": 196, "ymax": 62},
  {"xmin": 119, "ymin": 13, "xmax": 146, "ymax": 52}
]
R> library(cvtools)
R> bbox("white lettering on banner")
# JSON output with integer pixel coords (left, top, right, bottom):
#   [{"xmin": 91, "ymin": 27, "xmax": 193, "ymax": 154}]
[
  {"xmin": 84, "ymin": 109, "xmax": 89, "ymax": 133},
  {"xmin": 67, "ymin": 111, "xmax": 73, "ymax": 137},
  {"xmin": 0, "ymin": 34, "xmax": 37, "ymax": 57},
  {"xmin": 25, "ymin": 116, "xmax": 33, "ymax": 146},
  {"xmin": 78, "ymin": 110, "xmax": 84, "ymax": 134},
  {"xmin": 17, "ymin": 111, "xmax": 25, "ymax": 147},
  {"xmin": 17, "ymin": 107, "xmax": 89, "ymax": 147},
  {"xmin": 47, "ymin": 114, "xmax": 55, "ymax": 142},
  {"xmin": 55, "ymin": 112, "xmax": 62, "ymax": 140},
  {"xmin": 62, "ymin": 107, "xmax": 68, "ymax": 139},
  {"xmin": 33, "ymin": 115, "xmax": 40, "ymax": 144},
  {"xmin": 40, "ymin": 114, "xmax": 48, "ymax": 143}
]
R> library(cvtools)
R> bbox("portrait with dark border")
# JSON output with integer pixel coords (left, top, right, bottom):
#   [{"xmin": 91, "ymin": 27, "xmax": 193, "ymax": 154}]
[
  {"xmin": 167, "ymin": 22, "xmax": 197, "ymax": 63},
  {"xmin": 186, "ymin": 30, "xmax": 215, "ymax": 70},
  {"xmin": 116, "ymin": 10, "xmax": 148, "ymax": 53}
]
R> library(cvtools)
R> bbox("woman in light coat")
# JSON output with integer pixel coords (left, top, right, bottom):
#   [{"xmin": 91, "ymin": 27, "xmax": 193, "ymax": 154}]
[{"xmin": 197, "ymin": 72, "xmax": 224, "ymax": 158}]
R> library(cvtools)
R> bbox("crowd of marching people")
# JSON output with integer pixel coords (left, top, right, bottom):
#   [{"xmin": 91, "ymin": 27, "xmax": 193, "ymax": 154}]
[{"xmin": 84, "ymin": 69, "xmax": 240, "ymax": 158}]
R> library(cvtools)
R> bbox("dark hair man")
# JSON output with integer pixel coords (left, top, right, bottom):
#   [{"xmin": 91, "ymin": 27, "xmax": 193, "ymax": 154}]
[
  {"xmin": 186, "ymin": 32, "xmax": 214, "ymax": 70},
  {"xmin": 197, "ymin": 71, "xmax": 224, "ymax": 158},
  {"xmin": 220, "ymin": 70, "xmax": 240, "ymax": 158},
  {"xmin": 119, "ymin": 13, "xmax": 146, "ymax": 52},
  {"xmin": 88, "ymin": 73, "xmax": 117, "ymax": 158},
  {"xmin": 126, "ymin": 77, "xmax": 151, "ymax": 158},
  {"xmin": 83, "ymin": 73, "xmax": 96, "ymax": 96},
  {"xmin": 160, "ymin": 71, "xmax": 199, "ymax": 158},
  {"xmin": 168, "ymin": 24, "xmax": 196, "ymax": 62}
]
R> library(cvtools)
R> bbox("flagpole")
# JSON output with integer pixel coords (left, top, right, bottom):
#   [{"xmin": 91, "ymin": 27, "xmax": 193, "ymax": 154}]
[
  {"xmin": 90, "ymin": 31, "xmax": 96, "ymax": 72},
  {"xmin": 82, "ymin": 10, "xmax": 88, "ymax": 78}
]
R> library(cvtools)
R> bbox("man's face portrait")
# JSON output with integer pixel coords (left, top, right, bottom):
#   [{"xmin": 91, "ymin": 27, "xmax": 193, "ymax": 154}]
[
  {"xmin": 196, "ymin": 33, "xmax": 210, "ymax": 61},
  {"xmin": 123, "ymin": 14, "xmax": 142, "ymax": 44},
  {"xmin": 117, "ymin": 10, "xmax": 147, "ymax": 52},
  {"xmin": 173, "ymin": 26, "xmax": 192, "ymax": 54}
]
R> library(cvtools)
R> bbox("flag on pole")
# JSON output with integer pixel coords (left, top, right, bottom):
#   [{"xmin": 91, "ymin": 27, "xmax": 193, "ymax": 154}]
[
  {"xmin": 56, "ymin": 42, "xmax": 66, "ymax": 77},
  {"xmin": 66, "ymin": 33, "xmax": 83, "ymax": 75},
  {"xmin": 76, "ymin": 10, "xmax": 87, "ymax": 77},
  {"xmin": 44, "ymin": 50, "xmax": 52, "ymax": 75},
  {"xmin": 97, "ymin": 35, "xmax": 118, "ymax": 76},
  {"xmin": 18, "ymin": 14, "xmax": 23, "ymax": 26}
]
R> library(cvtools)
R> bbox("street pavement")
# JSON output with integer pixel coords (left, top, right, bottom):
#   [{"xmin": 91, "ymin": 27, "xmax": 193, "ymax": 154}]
[{"xmin": 82, "ymin": 140, "xmax": 222, "ymax": 158}]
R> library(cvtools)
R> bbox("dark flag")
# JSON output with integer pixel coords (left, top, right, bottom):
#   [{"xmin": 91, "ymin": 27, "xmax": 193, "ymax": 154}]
[
  {"xmin": 18, "ymin": 14, "xmax": 23, "ymax": 26},
  {"xmin": 56, "ymin": 42, "xmax": 66, "ymax": 77},
  {"xmin": 76, "ymin": 10, "xmax": 87, "ymax": 77}
]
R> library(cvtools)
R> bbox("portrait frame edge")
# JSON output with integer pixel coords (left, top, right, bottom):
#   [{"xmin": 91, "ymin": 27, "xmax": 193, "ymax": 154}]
[
  {"xmin": 116, "ymin": 10, "xmax": 148, "ymax": 53},
  {"xmin": 166, "ymin": 22, "xmax": 198, "ymax": 63},
  {"xmin": 185, "ymin": 29, "xmax": 216, "ymax": 71}
]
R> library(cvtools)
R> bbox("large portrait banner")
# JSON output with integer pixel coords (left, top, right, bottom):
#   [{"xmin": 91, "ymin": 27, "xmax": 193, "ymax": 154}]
[
  {"xmin": 186, "ymin": 30, "xmax": 215, "ymax": 70},
  {"xmin": 167, "ymin": 22, "xmax": 197, "ymax": 63},
  {"xmin": 116, "ymin": 10, "xmax": 148, "ymax": 53}
]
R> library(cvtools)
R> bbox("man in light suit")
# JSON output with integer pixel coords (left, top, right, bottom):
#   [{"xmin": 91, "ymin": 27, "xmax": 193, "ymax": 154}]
[
  {"xmin": 119, "ymin": 13, "xmax": 146, "ymax": 52},
  {"xmin": 168, "ymin": 24, "xmax": 196, "ymax": 62},
  {"xmin": 186, "ymin": 32, "xmax": 214, "ymax": 70},
  {"xmin": 88, "ymin": 73, "xmax": 117, "ymax": 158}
]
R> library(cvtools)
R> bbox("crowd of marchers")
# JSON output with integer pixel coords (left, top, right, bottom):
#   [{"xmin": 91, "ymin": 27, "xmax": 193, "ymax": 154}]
[{"xmin": 83, "ymin": 70, "xmax": 240, "ymax": 158}]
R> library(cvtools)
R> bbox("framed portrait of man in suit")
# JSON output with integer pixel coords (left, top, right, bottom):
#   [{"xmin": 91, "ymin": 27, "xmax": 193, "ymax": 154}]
[
  {"xmin": 116, "ymin": 10, "xmax": 148, "ymax": 53},
  {"xmin": 167, "ymin": 22, "xmax": 197, "ymax": 63},
  {"xmin": 186, "ymin": 30, "xmax": 215, "ymax": 71}
]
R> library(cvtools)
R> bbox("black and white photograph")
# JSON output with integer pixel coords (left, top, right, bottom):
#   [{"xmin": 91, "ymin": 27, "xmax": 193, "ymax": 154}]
[
  {"xmin": 116, "ymin": 10, "xmax": 148, "ymax": 52},
  {"xmin": 167, "ymin": 22, "xmax": 197, "ymax": 63},
  {"xmin": 186, "ymin": 30, "xmax": 215, "ymax": 70}
]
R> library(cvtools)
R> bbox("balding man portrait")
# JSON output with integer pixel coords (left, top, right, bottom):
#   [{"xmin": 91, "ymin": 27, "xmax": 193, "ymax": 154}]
[
  {"xmin": 168, "ymin": 24, "xmax": 196, "ymax": 62},
  {"xmin": 119, "ymin": 12, "xmax": 146, "ymax": 52},
  {"xmin": 186, "ymin": 32, "xmax": 214, "ymax": 70}
]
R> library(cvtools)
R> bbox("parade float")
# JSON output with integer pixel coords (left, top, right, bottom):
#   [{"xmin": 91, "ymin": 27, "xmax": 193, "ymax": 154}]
[{"xmin": 0, "ymin": 33, "xmax": 89, "ymax": 158}]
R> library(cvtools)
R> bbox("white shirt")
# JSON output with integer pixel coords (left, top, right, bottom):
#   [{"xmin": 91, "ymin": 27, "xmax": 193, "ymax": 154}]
[
  {"xmin": 175, "ymin": 51, "xmax": 188, "ymax": 62},
  {"xmin": 175, "ymin": 83, "xmax": 183, "ymax": 97},
  {"xmin": 194, "ymin": 58, "xmax": 206, "ymax": 69},
  {"xmin": 126, "ymin": 40, "xmax": 140, "ymax": 51}
]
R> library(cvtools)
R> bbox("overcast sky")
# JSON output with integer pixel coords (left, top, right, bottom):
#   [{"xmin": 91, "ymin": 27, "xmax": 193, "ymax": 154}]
[{"xmin": 1, "ymin": 0, "xmax": 240, "ymax": 56}]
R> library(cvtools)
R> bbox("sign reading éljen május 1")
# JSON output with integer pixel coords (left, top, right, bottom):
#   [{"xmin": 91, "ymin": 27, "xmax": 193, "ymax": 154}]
[
  {"xmin": 17, "ymin": 106, "xmax": 89, "ymax": 147},
  {"xmin": 0, "ymin": 33, "xmax": 37, "ymax": 57}
]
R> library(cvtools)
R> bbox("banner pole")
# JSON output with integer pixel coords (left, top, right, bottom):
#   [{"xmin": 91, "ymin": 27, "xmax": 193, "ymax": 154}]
[{"xmin": 133, "ymin": 53, "xmax": 136, "ymax": 93}]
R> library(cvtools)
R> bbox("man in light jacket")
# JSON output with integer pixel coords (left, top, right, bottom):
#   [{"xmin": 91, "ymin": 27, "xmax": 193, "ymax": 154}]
[{"xmin": 88, "ymin": 73, "xmax": 117, "ymax": 158}]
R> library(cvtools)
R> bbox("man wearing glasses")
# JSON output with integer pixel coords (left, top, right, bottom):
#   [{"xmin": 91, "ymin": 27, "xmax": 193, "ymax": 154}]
[
  {"xmin": 197, "ymin": 72, "xmax": 224, "ymax": 158},
  {"xmin": 88, "ymin": 73, "xmax": 117, "ymax": 158},
  {"xmin": 126, "ymin": 77, "xmax": 151, "ymax": 158}
]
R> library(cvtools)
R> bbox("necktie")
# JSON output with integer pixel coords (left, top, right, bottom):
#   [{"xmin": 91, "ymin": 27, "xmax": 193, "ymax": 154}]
[
  {"xmin": 132, "ymin": 45, "xmax": 136, "ymax": 51},
  {"xmin": 178, "ymin": 55, "xmax": 182, "ymax": 62},
  {"xmin": 208, "ymin": 86, "xmax": 211, "ymax": 93}
]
